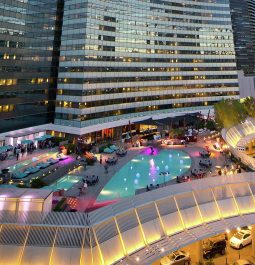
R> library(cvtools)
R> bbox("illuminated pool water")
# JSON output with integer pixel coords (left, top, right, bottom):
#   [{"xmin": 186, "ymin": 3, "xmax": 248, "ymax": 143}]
[
  {"xmin": 97, "ymin": 149, "xmax": 191, "ymax": 201},
  {"xmin": 43, "ymin": 174, "xmax": 82, "ymax": 191}
]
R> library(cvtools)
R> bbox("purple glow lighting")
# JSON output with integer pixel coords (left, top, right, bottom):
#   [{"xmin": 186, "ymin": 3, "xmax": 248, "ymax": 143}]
[
  {"xmin": 141, "ymin": 147, "xmax": 159, "ymax": 156},
  {"xmin": 149, "ymin": 158, "xmax": 155, "ymax": 167},
  {"xmin": 59, "ymin": 156, "xmax": 75, "ymax": 166}
]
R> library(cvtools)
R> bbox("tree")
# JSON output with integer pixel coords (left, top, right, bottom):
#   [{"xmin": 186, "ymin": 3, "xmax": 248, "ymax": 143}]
[
  {"xmin": 242, "ymin": 97, "xmax": 255, "ymax": 117},
  {"xmin": 214, "ymin": 99, "xmax": 247, "ymax": 128},
  {"xmin": 169, "ymin": 128, "xmax": 185, "ymax": 138},
  {"xmin": 206, "ymin": 120, "xmax": 216, "ymax": 131}
]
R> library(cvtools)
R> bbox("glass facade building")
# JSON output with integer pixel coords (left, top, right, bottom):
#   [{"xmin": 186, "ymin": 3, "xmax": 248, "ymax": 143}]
[
  {"xmin": 55, "ymin": 0, "xmax": 239, "ymax": 132},
  {"xmin": 0, "ymin": 0, "xmax": 62, "ymax": 133},
  {"xmin": 229, "ymin": 0, "xmax": 255, "ymax": 75}
]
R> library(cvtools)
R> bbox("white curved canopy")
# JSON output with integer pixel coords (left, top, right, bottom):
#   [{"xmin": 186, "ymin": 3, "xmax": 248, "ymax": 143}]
[{"xmin": 1, "ymin": 173, "xmax": 255, "ymax": 265}]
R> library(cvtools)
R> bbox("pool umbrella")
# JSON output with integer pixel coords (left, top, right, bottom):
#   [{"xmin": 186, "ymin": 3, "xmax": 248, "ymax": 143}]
[
  {"xmin": 21, "ymin": 139, "xmax": 33, "ymax": 145},
  {"xmin": 43, "ymin": 134, "xmax": 53, "ymax": 139}
]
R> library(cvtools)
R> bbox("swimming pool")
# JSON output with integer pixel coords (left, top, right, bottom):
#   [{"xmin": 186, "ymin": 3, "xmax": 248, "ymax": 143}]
[
  {"xmin": 97, "ymin": 149, "xmax": 191, "ymax": 201},
  {"xmin": 43, "ymin": 174, "xmax": 82, "ymax": 191}
]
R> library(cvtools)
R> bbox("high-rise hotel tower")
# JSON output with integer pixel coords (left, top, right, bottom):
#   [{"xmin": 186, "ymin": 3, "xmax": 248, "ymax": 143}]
[
  {"xmin": 0, "ymin": 0, "xmax": 63, "ymax": 133},
  {"xmin": 55, "ymin": 0, "xmax": 239, "ymax": 134}
]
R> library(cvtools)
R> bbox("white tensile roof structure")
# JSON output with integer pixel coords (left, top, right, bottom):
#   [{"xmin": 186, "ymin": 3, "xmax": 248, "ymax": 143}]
[
  {"xmin": 0, "ymin": 174, "xmax": 255, "ymax": 264},
  {"xmin": 222, "ymin": 118, "xmax": 255, "ymax": 170}
]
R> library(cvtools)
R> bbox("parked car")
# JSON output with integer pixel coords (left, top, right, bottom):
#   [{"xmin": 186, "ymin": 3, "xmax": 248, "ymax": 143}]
[
  {"xmin": 203, "ymin": 238, "xmax": 226, "ymax": 259},
  {"xmin": 160, "ymin": 250, "xmax": 191, "ymax": 265},
  {"xmin": 233, "ymin": 260, "xmax": 255, "ymax": 265},
  {"xmin": 230, "ymin": 229, "xmax": 252, "ymax": 249}
]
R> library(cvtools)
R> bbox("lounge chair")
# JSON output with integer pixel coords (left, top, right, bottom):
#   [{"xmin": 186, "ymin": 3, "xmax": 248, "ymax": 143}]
[
  {"xmin": 12, "ymin": 171, "xmax": 28, "ymax": 179},
  {"xmin": 47, "ymin": 158, "xmax": 59, "ymax": 164},
  {"xmin": 24, "ymin": 167, "xmax": 40, "ymax": 174},
  {"xmin": 57, "ymin": 153, "xmax": 68, "ymax": 160},
  {"xmin": 103, "ymin": 147, "xmax": 115, "ymax": 154},
  {"xmin": 36, "ymin": 162, "xmax": 50, "ymax": 169},
  {"xmin": 116, "ymin": 149, "xmax": 127, "ymax": 156},
  {"xmin": 109, "ymin": 145, "xmax": 119, "ymax": 151}
]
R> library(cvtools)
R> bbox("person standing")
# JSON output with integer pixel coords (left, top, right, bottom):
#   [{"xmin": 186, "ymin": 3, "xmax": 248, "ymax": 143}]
[{"xmin": 83, "ymin": 181, "xmax": 88, "ymax": 193}]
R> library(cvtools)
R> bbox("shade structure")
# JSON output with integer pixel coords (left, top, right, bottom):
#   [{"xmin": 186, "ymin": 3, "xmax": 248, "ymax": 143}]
[
  {"xmin": 34, "ymin": 137, "xmax": 42, "ymax": 141},
  {"xmin": 0, "ymin": 173, "xmax": 255, "ymax": 264},
  {"xmin": 222, "ymin": 117, "xmax": 255, "ymax": 170},
  {"xmin": 34, "ymin": 134, "xmax": 53, "ymax": 141},
  {"xmin": 43, "ymin": 134, "xmax": 53, "ymax": 139},
  {"xmin": 0, "ymin": 145, "xmax": 13, "ymax": 153},
  {"xmin": 21, "ymin": 139, "xmax": 33, "ymax": 144}
]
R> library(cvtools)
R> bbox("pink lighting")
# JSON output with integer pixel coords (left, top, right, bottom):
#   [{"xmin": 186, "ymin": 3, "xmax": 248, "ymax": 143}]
[
  {"xmin": 149, "ymin": 158, "xmax": 155, "ymax": 167},
  {"xmin": 140, "ymin": 147, "xmax": 159, "ymax": 156}
]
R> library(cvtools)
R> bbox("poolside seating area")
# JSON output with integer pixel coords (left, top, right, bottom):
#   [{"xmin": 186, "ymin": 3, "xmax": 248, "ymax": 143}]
[
  {"xmin": 103, "ymin": 147, "xmax": 115, "ymax": 154},
  {"xmin": 199, "ymin": 159, "xmax": 212, "ymax": 168},
  {"xmin": 177, "ymin": 175, "xmax": 192, "ymax": 183},
  {"xmin": 12, "ymin": 171, "xmax": 28, "ymax": 179},
  {"xmin": 57, "ymin": 153, "xmax": 68, "ymax": 161},
  {"xmin": 199, "ymin": 150, "xmax": 211, "ymax": 158},
  {"xmin": 11, "ymin": 154, "xmax": 69, "ymax": 179},
  {"xmin": 105, "ymin": 156, "xmax": 118, "ymax": 165},
  {"xmin": 103, "ymin": 144, "xmax": 120, "ymax": 154},
  {"xmin": 146, "ymin": 183, "xmax": 160, "ymax": 191},
  {"xmin": 109, "ymin": 145, "xmax": 119, "ymax": 151},
  {"xmin": 24, "ymin": 167, "xmax": 40, "ymax": 175},
  {"xmin": 36, "ymin": 162, "xmax": 50, "ymax": 169},
  {"xmin": 47, "ymin": 158, "xmax": 59, "ymax": 164},
  {"xmin": 84, "ymin": 175, "xmax": 99, "ymax": 186},
  {"xmin": 116, "ymin": 148, "xmax": 127, "ymax": 157}
]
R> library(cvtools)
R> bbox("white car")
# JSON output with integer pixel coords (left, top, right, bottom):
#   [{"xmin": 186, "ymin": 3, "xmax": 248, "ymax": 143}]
[
  {"xmin": 230, "ymin": 230, "xmax": 252, "ymax": 249},
  {"xmin": 160, "ymin": 250, "xmax": 191, "ymax": 265}
]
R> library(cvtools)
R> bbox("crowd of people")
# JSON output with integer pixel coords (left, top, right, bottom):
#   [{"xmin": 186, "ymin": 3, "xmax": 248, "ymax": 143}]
[{"xmin": 14, "ymin": 143, "xmax": 35, "ymax": 160}]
